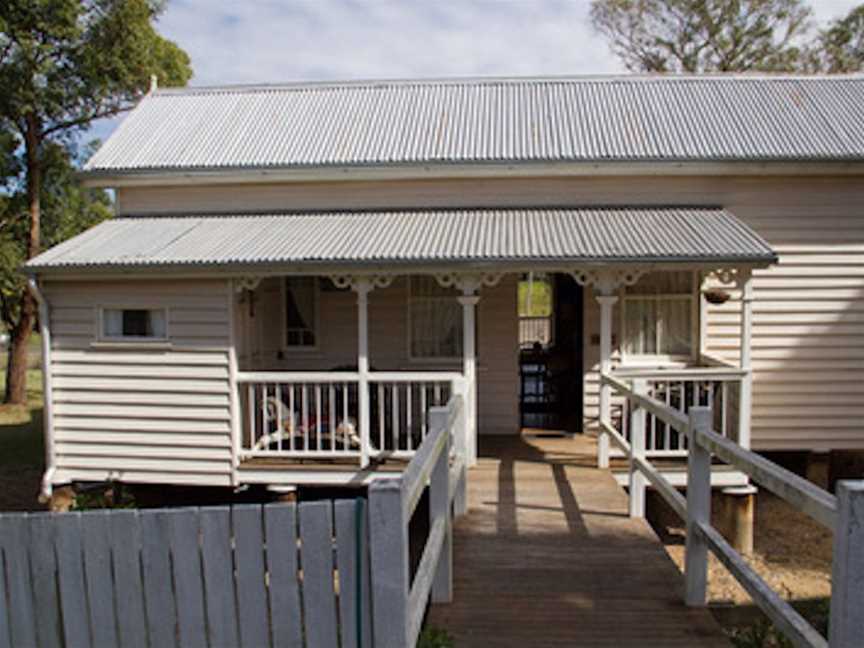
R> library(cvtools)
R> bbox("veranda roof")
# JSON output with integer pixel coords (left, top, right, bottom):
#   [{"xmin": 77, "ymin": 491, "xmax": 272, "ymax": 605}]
[
  {"xmin": 26, "ymin": 207, "xmax": 776, "ymax": 274},
  {"xmin": 84, "ymin": 75, "xmax": 864, "ymax": 176}
]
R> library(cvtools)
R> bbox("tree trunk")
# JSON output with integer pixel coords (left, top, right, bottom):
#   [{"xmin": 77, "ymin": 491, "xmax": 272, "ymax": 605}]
[{"xmin": 4, "ymin": 114, "xmax": 41, "ymax": 405}]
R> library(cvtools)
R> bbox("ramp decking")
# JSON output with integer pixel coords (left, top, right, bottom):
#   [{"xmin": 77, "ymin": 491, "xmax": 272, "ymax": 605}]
[{"xmin": 428, "ymin": 434, "xmax": 729, "ymax": 647}]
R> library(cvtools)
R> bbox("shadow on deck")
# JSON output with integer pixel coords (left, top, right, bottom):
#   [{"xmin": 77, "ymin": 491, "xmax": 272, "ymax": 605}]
[{"xmin": 428, "ymin": 434, "xmax": 729, "ymax": 647}]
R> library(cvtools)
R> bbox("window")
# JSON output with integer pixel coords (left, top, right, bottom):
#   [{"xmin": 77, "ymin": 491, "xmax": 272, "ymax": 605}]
[
  {"xmin": 102, "ymin": 308, "xmax": 167, "ymax": 340},
  {"xmin": 284, "ymin": 277, "xmax": 318, "ymax": 348},
  {"xmin": 409, "ymin": 276, "xmax": 462, "ymax": 359},
  {"xmin": 518, "ymin": 274, "xmax": 554, "ymax": 350},
  {"xmin": 623, "ymin": 272, "xmax": 694, "ymax": 357}
]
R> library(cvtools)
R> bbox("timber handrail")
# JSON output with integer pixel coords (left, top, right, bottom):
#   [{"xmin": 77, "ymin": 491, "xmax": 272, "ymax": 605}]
[
  {"xmin": 602, "ymin": 372, "xmax": 863, "ymax": 648},
  {"xmin": 368, "ymin": 394, "xmax": 466, "ymax": 648},
  {"xmin": 611, "ymin": 366, "xmax": 747, "ymax": 381}
]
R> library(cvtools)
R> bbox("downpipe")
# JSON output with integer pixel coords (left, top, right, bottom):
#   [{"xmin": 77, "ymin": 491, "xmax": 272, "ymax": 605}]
[{"xmin": 27, "ymin": 277, "xmax": 56, "ymax": 502}]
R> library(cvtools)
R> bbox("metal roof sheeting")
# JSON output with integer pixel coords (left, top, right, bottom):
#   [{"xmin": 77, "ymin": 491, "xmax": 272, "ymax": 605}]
[
  {"xmin": 26, "ymin": 207, "xmax": 776, "ymax": 272},
  {"xmin": 84, "ymin": 75, "xmax": 864, "ymax": 173}
]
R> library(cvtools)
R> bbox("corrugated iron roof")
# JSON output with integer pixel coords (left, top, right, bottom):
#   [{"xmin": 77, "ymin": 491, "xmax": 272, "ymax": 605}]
[
  {"xmin": 84, "ymin": 75, "xmax": 864, "ymax": 174},
  {"xmin": 26, "ymin": 207, "xmax": 776, "ymax": 272}
]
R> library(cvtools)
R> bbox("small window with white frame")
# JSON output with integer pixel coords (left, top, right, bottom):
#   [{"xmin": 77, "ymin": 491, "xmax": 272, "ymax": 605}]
[
  {"xmin": 409, "ymin": 276, "xmax": 463, "ymax": 359},
  {"xmin": 284, "ymin": 277, "xmax": 318, "ymax": 348},
  {"xmin": 622, "ymin": 271, "xmax": 695, "ymax": 359},
  {"xmin": 101, "ymin": 308, "xmax": 167, "ymax": 341}
]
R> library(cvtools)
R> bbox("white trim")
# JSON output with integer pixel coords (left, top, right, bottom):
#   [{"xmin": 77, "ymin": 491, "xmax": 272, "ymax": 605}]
[
  {"xmin": 96, "ymin": 305, "xmax": 170, "ymax": 343},
  {"xmin": 81, "ymin": 160, "xmax": 864, "ymax": 189},
  {"xmin": 619, "ymin": 270, "xmax": 698, "ymax": 363},
  {"xmin": 280, "ymin": 276, "xmax": 321, "ymax": 351},
  {"xmin": 28, "ymin": 279, "xmax": 56, "ymax": 499}
]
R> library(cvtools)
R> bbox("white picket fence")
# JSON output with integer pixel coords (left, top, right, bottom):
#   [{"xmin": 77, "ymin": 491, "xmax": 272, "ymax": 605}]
[
  {"xmin": 602, "ymin": 372, "xmax": 864, "ymax": 648},
  {"xmin": 0, "ymin": 397, "xmax": 465, "ymax": 648}
]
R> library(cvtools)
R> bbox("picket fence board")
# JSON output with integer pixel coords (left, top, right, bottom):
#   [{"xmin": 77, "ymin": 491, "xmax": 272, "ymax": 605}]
[
  {"xmin": 82, "ymin": 510, "xmax": 119, "ymax": 647},
  {"xmin": 27, "ymin": 514, "xmax": 62, "ymax": 648},
  {"xmin": 0, "ymin": 515, "xmax": 37, "ymax": 648},
  {"xmin": 264, "ymin": 503, "xmax": 304, "ymax": 648},
  {"xmin": 166, "ymin": 509, "xmax": 208, "ymax": 648},
  {"xmin": 111, "ymin": 510, "xmax": 149, "ymax": 648},
  {"xmin": 140, "ymin": 511, "xmax": 180, "ymax": 648},
  {"xmin": 300, "ymin": 501, "xmax": 340, "ymax": 648},
  {"xmin": 335, "ymin": 499, "xmax": 373, "ymax": 648},
  {"xmin": 200, "ymin": 507, "xmax": 240, "ymax": 647},
  {"xmin": 234, "ymin": 505, "xmax": 271, "ymax": 648},
  {"xmin": 0, "ymin": 497, "xmax": 404, "ymax": 648}
]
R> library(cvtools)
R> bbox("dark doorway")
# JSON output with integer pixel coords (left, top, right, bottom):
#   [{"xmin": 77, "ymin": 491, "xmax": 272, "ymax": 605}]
[{"xmin": 518, "ymin": 273, "xmax": 584, "ymax": 433}]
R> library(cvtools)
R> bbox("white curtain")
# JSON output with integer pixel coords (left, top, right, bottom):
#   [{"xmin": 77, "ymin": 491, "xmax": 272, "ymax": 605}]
[
  {"xmin": 624, "ymin": 271, "xmax": 693, "ymax": 356},
  {"xmin": 410, "ymin": 277, "xmax": 462, "ymax": 358},
  {"xmin": 103, "ymin": 309, "xmax": 124, "ymax": 337}
]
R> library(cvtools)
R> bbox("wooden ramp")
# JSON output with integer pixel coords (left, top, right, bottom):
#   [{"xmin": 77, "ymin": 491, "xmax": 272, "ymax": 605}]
[{"xmin": 428, "ymin": 435, "xmax": 729, "ymax": 647}]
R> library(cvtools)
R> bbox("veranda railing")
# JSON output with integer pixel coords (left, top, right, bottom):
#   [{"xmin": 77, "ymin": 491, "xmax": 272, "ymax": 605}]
[
  {"xmin": 601, "ymin": 371, "xmax": 864, "ymax": 648},
  {"xmin": 236, "ymin": 370, "xmax": 463, "ymax": 464}
]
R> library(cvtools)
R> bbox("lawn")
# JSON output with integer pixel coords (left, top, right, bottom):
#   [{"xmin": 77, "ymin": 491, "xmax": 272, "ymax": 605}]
[{"xmin": 0, "ymin": 368, "xmax": 46, "ymax": 510}]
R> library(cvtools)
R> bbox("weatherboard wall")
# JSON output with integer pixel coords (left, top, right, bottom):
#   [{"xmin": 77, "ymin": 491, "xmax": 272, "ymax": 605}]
[
  {"xmin": 44, "ymin": 279, "xmax": 235, "ymax": 486},
  {"xmin": 119, "ymin": 174, "xmax": 864, "ymax": 451}
]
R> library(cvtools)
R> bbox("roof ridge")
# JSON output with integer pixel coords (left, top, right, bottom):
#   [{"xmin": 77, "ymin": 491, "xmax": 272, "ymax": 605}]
[{"xmin": 152, "ymin": 73, "xmax": 864, "ymax": 96}]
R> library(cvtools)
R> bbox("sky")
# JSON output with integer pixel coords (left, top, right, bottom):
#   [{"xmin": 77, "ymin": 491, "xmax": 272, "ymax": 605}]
[{"xmin": 89, "ymin": 0, "xmax": 862, "ymax": 142}]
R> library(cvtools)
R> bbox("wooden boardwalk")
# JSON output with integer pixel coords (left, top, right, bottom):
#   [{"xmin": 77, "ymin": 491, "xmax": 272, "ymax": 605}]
[{"xmin": 428, "ymin": 434, "xmax": 729, "ymax": 647}]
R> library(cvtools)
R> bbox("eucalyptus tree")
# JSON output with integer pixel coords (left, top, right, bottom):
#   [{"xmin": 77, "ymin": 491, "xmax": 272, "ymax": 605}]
[{"xmin": 0, "ymin": 0, "xmax": 192, "ymax": 403}]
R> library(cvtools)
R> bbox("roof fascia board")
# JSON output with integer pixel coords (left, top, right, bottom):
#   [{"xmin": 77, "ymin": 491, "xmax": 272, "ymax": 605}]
[
  {"xmin": 26, "ymin": 259, "xmax": 772, "ymax": 280},
  {"xmin": 80, "ymin": 160, "xmax": 864, "ymax": 188}
]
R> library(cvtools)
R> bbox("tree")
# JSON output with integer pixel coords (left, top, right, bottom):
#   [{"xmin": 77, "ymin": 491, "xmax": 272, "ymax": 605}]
[
  {"xmin": 807, "ymin": 5, "xmax": 864, "ymax": 72},
  {"xmin": 589, "ymin": 0, "xmax": 814, "ymax": 72},
  {"xmin": 0, "ymin": 0, "xmax": 192, "ymax": 404}
]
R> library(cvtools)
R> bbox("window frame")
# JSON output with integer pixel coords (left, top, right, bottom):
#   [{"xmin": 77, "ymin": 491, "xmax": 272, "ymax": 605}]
[
  {"xmin": 619, "ymin": 271, "xmax": 699, "ymax": 365},
  {"xmin": 407, "ymin": 276, "xmax": 465, "ymax": 363},
  {"xmin": 280, "ymin": 276, "xmax": 321, "ymax": 352},
  {"xmin": 517, "ymin": 274, "xmax": 555, "ymax": 350},
  {"xmin": 97, "ymin": 306, "xmax": 170, "ymax": 344}
]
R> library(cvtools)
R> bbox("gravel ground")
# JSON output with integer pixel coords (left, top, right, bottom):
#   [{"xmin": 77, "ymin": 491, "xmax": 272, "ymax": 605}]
[{"xmin": 647, "ymin": 489, "xmax": 833, "ymax": 605}]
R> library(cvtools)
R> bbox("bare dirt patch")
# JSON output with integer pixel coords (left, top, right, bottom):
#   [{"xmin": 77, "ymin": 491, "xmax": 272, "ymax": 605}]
[{"xmin": 647, "ymin": 488, "xmax": 833, "ymax": 604}]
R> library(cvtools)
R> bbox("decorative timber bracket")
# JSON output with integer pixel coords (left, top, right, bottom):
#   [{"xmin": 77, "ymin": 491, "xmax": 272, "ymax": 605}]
[
  {"xmin": 328, "ymin": 274, "xmax": 395, "ymax": 292},
  {"xmin": 569, "ymin": 268, "xmax": 647, "ymax": 295},
  {"xmin": 234, "ymin": 276, "xmax": 263, "ymax": 292},
  {"xmin": 433, "ymin": 272, "xmax": 504, "ymax": 294},
  {"xmin": 704, "ymin": 267, "xmax": 753, "ymax": 290}
]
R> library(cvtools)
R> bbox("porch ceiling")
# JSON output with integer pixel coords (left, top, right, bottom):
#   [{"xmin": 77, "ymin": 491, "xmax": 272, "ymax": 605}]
[{"xmin": 26, "ymin": 206, "xmax": 777, "ymax": 274}]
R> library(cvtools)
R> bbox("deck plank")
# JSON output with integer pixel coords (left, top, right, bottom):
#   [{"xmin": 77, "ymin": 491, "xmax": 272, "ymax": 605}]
[{"xmin": 428, "ymin": 435, "xmax": 729, "ymax": 647}]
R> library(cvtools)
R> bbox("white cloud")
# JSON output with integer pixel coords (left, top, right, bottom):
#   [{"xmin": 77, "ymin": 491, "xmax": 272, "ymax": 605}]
[
  {"xmin": 85, "ymin": 0, "xmax": 860, "ymax": 144},
  {"xmin": 156, "ymin": 0, "xmax": 620, "ymax": 86}
]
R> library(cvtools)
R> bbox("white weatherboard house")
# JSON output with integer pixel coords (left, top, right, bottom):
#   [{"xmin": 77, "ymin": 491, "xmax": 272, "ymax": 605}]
[{"xmin": 25, "ymin": 74, "xmax": 864, "ymax": 500}]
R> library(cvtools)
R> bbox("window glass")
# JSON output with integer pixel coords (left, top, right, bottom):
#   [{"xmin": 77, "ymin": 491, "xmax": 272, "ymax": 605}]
[
  {"xmin": 102, "ymin": 308, "xmax": 166, "ymax": 339},
  {"xmin": 409, "ymin": 276, "xmax": 462, "ymax": 358},
  {"xmin": 623, "ymin": 272, "xmax": 693, "ymax": 356},
  {"xmin": 285, "ymin": 277, "xmax": 317, "ymax": 347}
]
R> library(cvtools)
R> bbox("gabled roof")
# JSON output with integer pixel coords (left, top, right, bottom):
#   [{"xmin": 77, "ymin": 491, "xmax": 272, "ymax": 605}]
[
  {"xmin": 26, "ymin": 207, "xmax": 776, "ymax": 273},
  {"xmin": 84, "ymin": 74, "xmax": 864, "ymax": 177}
]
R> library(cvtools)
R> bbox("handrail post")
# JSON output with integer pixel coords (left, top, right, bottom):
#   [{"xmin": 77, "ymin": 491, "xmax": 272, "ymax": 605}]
[
  {"xmin": 452, "ymin": 390, "xmax": 468, "ymax": 517},
  {"xmin": 629, "ymin": 379, "xmax": 647, "ymax": 518},
  {"xmin": 685, "ymin": 406, "xmax": 713, "ymax": 606},
  {"xmin": 428, "ymin": 408, "xmax": 453, "ymax": 603},
  {"xmin": 829, "ymin": 480, "xmax": 864, "ymax": 647},
  {"xmin": 368, "ymin": 478, "xmax": 409, "ymax": 647},
  {"xmin": 597, "ymin": 295, "xmax": 618, "ymax": 469}
]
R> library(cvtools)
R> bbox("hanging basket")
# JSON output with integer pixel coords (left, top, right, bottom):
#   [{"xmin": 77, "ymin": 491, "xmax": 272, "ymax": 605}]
[{"xmin": 703, "ymin": 288, "xmax": 731, "ymax": 305}]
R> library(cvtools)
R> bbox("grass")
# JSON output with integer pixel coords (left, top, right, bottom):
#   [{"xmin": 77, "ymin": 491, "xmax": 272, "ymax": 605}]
[
  {"xmin": 0, "ymin": 368, "xmax": 45, "ymax": 469},
  {"xmin": 726, "ymin": 599, "xmax": 830, "ymax": 647}
]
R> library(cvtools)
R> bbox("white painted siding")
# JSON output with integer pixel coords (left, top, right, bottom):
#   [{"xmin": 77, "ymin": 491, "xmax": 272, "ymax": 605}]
[
  {"xmin": 44, "ymin": 279, "xmax": 234, "ymax": 486},
  {"xmin": 117, "ymin": 174, "xmax": 864, "ymax": 450},
  {"xmin": 238, "ymin": 275, "xmax": 520, "ymax": 435}
]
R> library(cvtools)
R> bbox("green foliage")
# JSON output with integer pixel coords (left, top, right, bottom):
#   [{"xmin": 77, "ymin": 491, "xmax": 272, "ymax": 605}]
[
  {"xmin": 0, "ymin": 143, "xmax": 112, "ymax": 329},
  {"xmin": 518, "ymin": 277, "xmax": 553, "ymax": 317},
  {"xmin": 589, "ymin": 0, "xmax": 815, "ymax": 72},
  {"xmin": 727, "ymin": 599, "xmax": 830, "ymax": 648},
  {"xmin": 0, "ymin": 0, "xmax": 191, "ymax": 141},
  {"xmin": 418, "ymin": 627, "xmax": 455, "ymax": 648},
  {"xmin": 807, "ymin": 5, "xmax": 864, "ymax": 72},
  {"xmin": 0, "ymin": 0, "xmax": 191, "ymax": 402}
]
